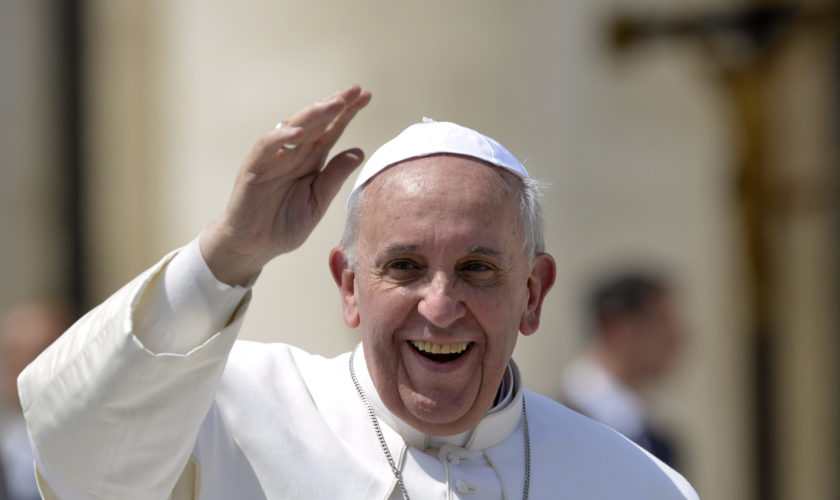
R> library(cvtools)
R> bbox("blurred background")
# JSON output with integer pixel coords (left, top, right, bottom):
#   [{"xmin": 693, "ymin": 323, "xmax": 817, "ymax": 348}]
[{"xmin": 0, "ymin": 0, "xmax": 837, "ymax": 499}]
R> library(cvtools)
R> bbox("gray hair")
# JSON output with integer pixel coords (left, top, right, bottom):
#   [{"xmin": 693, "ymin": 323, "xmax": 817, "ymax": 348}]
[{"xmin": 339, "ymin": 173, "xmax": 546, "ymax": 270}]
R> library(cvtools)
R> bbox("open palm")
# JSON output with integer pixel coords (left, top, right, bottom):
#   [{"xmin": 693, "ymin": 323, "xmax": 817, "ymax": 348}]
[{"xmin": 201, "ymin": 85, "xmax": 372, "ymax": 286}]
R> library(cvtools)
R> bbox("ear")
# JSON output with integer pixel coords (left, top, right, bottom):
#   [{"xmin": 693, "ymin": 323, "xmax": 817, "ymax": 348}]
[
  {"xmin": 329, "ymin": 247, "xmax": 360, "ymax": 328},
  {"xmin": 519, "ymin": 253, "xmax": 557, "ymax": 336}
]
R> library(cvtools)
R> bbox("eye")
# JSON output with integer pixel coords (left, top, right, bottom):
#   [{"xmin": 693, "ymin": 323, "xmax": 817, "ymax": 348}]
[
  {"xmin": 461, "ymin": 261, "xmax": 492, "ymax": 273},
  {"xmin": 460, "ymin": 261, "xmax": 499, "ymax": 277},
  {"xmin": 457, "ymin": 260, "xmax": 500, "ymax": 286},
  {"xmin": 389, "ymin": 259, "xmax": 420, "ymax": 271},
  {"xmin": 381, "ymin": 259, "xmax": 424, "ymax": 282}
]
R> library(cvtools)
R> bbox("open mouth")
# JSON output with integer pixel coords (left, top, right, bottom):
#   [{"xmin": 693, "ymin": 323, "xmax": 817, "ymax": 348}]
[{"xmin": 409, "ymin": 340, "xmax": 472, "ymax": 363}]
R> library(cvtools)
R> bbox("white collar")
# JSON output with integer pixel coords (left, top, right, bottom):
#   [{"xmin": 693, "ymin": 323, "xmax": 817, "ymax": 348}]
[{"xmin": 353, "ymin": 344, "xmax": 523, "ymax": 452}]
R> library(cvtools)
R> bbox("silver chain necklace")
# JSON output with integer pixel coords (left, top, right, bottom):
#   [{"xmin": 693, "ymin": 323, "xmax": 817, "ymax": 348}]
[{"xmin": 349, "ymin": 346, "xmax": 531, "ymax": 500}]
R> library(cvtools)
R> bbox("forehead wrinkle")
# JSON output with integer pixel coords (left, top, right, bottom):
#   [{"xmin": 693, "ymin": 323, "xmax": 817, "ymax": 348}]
[
  {"xmin": 356, "ymin": 156, "xmax": 525, "ymax": 259},
  {"xmin": 365, "ymin": 156, "xmax": 518, "ymax": 203},
  {"xmin": 467, "ymin": 246, "xmax": 504, "ymax": 258}
]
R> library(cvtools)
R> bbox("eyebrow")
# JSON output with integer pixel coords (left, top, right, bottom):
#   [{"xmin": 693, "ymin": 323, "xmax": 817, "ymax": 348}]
[{"xmin": 373, "ymin": 244, "xmax": 504, "ymax": 267}]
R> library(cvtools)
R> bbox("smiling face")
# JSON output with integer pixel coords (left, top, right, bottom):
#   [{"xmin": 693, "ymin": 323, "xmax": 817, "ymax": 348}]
[{"xmin": 330, "ymin": 155, "xmax": 555, "ymax": 435}]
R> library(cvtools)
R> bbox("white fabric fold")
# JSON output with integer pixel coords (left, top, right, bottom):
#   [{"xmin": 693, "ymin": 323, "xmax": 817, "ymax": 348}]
[
  {"xmin": 19, "ymin": 240, "xmax": 699, "ymax": 500},
  {"xmin": 18, "ymin": 246, "xmax": 252, "ymax": 500},
  {"xmin": 134, "ymin": 235, "xmax": 250, "ymax": 355}
]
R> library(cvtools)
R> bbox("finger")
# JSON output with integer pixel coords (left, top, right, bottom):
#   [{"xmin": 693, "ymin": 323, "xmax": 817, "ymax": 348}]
[
  {"xmin": 264, "ymin": 125, "xmax": 305, "ymax": 147},
  {"xmin": 248, "ymin": 126, "xmax": 305, "ymax": 168},
  {"xmin": 319, "ymin": 84, "xmax": 360, "ymax": 103},
  {"xmin": 311, "ymin": 148, "xmax": 365, "ymax": 213},
  {"xmin": 285, "ymin": 85, "xmax": 362, "ymax": 137},
  {"xmin": 302, "ymin": 90, "xmax": 371, "ymax": 170},
  {"xmin": 280, "ymin": 86, "xmax": 369, "ymax": 174},
  {"xmin": 254, "ymin": 86, "xmax": 368, "ymax": 179},
  {"xmin": 317, "ymin": 90, "xmax": 372, "ymax": 153}
]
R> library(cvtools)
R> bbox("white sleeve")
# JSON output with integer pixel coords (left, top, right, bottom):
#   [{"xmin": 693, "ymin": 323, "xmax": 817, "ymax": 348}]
[
  {"xmin": 134, "ymin": 235, "xmax": 250, "ymax": 354},
  {"xmin": 17, "ymin": 239, "xmax": 252, "ymax": 500}
]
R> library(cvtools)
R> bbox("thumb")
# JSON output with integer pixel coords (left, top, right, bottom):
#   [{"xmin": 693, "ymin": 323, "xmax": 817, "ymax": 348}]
[{"xmin": 312, "ymin": 148, "xmax": 365, "ymax": 213}]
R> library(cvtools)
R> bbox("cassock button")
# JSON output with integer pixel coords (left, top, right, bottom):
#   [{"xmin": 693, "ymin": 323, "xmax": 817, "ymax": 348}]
[{"xmin": 455, "ymin": 478, "xmax": 471, "ymax": 494}]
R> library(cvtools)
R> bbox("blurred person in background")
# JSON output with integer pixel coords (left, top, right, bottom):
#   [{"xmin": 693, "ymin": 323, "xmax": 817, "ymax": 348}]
[
  {"xmin": 0, "ymin": 300, "xmax": 72, "ymax": 500},
  {"xmin": 560, "ymin": 271, "xmax": 686, "ymax": 469}
]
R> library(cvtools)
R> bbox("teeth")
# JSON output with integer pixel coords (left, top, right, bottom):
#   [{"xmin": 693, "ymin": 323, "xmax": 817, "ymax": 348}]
[{"xmin": 410, "ymin": 341, "xmax": 469, "ymax": 355}]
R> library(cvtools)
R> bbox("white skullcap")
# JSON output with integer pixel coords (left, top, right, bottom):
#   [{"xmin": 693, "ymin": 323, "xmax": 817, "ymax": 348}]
[{"xmin": 348, "ymin": 118, "xmax": 528, "ymax": 209}]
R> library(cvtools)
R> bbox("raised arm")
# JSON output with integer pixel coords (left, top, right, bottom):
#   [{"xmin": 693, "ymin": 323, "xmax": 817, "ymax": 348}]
[
  {"xmin": 19, "ymin": 86, "xmax": 371, "ymax": 499},
  {"xmin": 201, "ymin": 84, "xmax": 372, "ymax": 286}
]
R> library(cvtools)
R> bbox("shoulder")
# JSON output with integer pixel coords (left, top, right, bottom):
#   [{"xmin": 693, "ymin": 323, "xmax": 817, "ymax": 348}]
[{"xmin": 524, "ymin": 391, "xmax": 698, "ymax": 499}]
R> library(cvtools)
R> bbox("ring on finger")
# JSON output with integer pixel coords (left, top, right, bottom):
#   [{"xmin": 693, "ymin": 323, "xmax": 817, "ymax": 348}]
[{"xmin": 275, "ymin": 121, "xmax": 298, "ymax": 149}]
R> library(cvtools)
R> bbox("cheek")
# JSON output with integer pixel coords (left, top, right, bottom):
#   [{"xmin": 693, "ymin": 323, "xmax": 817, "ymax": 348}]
[
  {"xmin": 471, "ymin": 299, "xmax": 524, "ymax": 366},
  {"xmin": 355, "ymin": 276, "xmax": 390, "ymax": 323},
  {"xmin": 361, "ymin": 341, "xmax": 401, "ymax": 403},
  {"xmin": 357, "ymin": 282, "xmax": 418, "ymax": 341},
  {"xmin": 482, "ymin": 283, "xmax": 531, "ymax": 349},
  {"xmin": 473, "ymin": 284, "xmax": 528, "ymax": 329}
]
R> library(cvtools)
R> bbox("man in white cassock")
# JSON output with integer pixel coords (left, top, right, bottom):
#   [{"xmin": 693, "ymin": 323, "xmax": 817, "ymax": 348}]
[{"xmin": 18, "ymin": 86, "xmax": 699, "ymax": 499}]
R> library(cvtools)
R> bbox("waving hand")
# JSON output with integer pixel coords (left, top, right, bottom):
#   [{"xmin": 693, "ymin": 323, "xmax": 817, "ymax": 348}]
[{"xmin": 200, "ymin": 85, "xmax": 372, "ymax": 286}]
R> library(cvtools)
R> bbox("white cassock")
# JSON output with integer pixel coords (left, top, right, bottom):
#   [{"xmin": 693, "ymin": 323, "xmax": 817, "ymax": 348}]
[{"xmin": 18, "ymin": 238, "xmax": 699, "ymax": 500}]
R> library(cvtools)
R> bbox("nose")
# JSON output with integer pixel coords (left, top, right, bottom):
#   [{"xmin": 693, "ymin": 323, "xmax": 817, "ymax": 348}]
[{"xmin": 417, "ymin": 272, "xmax": 466, "ymax": 327}]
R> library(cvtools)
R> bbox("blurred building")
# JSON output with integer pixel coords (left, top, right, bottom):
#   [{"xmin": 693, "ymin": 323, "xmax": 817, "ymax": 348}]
[{"xmin": 1, "ymin": 1, "xmax": 837, "ymax": 499}]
